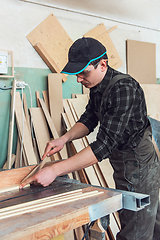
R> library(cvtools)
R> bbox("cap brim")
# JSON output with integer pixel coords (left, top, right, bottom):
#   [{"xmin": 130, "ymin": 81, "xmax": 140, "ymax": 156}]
[{"xmin": 61, "ymin": 61, "xmax": 88, "ymax": 75}]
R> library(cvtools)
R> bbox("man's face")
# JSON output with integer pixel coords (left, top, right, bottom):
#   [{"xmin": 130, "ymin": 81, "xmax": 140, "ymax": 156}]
[{"xmin": 76, "ymin": 60, "xmax": 107, "ymax": 88}]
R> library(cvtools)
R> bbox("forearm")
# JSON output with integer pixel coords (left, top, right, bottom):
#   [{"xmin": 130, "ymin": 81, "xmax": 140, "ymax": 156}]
[
  {"xmin": 52, "ymin": 145, "xmax": 98, "ymax": 177},
  {"xmin": 61, "ymin": 122, "xmax": 89, "ymax": 144},
  {"xmin": 20, "ymin": 146, "xmax": 98, "ymax": 188}
]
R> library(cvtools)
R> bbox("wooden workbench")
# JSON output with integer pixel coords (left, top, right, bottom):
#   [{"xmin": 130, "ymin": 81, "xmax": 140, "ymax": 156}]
[{"xmin": 0, "ymin": 165, "xmax": 122, "ymax": 240}]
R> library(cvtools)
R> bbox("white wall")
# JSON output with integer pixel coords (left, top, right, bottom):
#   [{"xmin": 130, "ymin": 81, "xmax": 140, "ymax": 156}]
[{"xmin": 0, "ymin": 0, "xmax": 160, "ymax": 77}]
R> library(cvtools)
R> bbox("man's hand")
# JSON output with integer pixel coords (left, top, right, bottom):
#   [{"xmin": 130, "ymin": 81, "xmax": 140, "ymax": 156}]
[
  {"xmin": 19, "ymin": 166, "xmax": 57, "ymax": 189},
  {"xmin": 41, "ymin": 138, "xmax": 65, "ymax": 160}
]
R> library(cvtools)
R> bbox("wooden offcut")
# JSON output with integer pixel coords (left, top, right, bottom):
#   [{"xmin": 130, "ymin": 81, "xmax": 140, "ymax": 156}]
[
  {"xmin": 26, "ymin": 13, "xmax": 73, "ymax": 82},
  {"xmin": 84, "ymin": 23, "xmax": 123, "ymax": 69}
]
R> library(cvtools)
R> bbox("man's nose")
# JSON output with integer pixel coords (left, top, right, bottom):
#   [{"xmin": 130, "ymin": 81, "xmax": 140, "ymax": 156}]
[{"xmin": 77, "ymin": 76, "xmax": 84, "ymax": 83}]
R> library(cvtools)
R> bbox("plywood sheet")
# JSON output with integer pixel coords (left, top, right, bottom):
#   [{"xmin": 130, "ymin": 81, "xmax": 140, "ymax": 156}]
[
  {"xmin": 26, "ymin": 13, "xmax": 73, "ymax": 81},
  {"xmin": 127, "ymin": 39, "xmax": 156, "ymax": 84},
  {"xmin": 141, "ymin": 84, "xmax": 160, "ymax": 121},
  {"xmin": 84, "ymin": 23, "xmax": 122, "ymax": 69}
]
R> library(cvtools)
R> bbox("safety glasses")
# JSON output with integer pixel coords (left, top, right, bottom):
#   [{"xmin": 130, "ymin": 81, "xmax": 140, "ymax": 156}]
[{"xmin": 76, "ymin": 61, "xmax": 100, "ymax": 79}]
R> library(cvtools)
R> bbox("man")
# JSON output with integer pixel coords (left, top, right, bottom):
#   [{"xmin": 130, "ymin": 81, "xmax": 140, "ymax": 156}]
[{"xmin": 20, "ymin": 37, "xmax": 160, "ymax": 240}]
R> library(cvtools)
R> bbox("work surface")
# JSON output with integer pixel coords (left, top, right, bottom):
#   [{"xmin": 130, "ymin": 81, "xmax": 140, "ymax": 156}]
[{"xmin": 0, "ymin": 171, "xmax": 122, "ymax": 240}]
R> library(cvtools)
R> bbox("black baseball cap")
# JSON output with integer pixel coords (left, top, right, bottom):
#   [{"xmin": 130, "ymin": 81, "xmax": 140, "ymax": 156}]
[{"xmin": 61, "ymin": 37, "xmax": 107, "ymax": 75}]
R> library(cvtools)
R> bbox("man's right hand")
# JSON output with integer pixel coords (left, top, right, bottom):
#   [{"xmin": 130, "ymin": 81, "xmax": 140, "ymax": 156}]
[{"xmin": 42, "ymin": 138, "xmax": 65, "ymax": 160}]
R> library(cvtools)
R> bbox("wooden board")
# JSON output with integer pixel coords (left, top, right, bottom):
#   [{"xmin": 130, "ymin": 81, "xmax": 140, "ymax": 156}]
[
  {"xmin": 15, "ymin": 92, "xmax": 37, "ymax": 165},
  {"xmin": 39, "ymin": 98, "xmax": 68, "ymax": 159},
  {"xmin": 84, "ymin": 23, "xmax": 122, "ymax": 69},
  {"xmin": 126, "ymin": 39, "xmax": 156, "ymax": 84},
  {"xmin": 48, "ymin": 73, "xmax": 63, "ymax": 137},
  {"xmin": 30, "ymin": 107, "xmax": 54, "ymax": 161},
  {"xmin": 26, "ymin": 14, "xmax": 73, "ymax": 82},
  {"xmin": 140, "ymin": 84, "xmax": 160, "ymax": 121},
  {"xmin": 42, "ymin": 90, "xmax": 50, "ymax": 113}
]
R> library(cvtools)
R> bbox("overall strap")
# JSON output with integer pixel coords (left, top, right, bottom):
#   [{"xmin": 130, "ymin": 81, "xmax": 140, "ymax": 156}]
[
  {"xmin": 99, "ymin": 74, "xmax": 131, "ymax": 115},
  {"xmin": 102, "ymin": 74, "xmax": 131, "ymax": 97}
]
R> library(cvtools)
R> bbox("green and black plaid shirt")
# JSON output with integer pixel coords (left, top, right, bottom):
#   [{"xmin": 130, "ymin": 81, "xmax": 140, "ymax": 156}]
[{"xmin": 78, "ymin": 66, "xmax": 149, "ymax": 161}]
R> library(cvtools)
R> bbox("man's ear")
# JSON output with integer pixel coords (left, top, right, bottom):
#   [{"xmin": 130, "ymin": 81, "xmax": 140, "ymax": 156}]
[{"xmin": 100, "ymin": 59, "xmax": 108, "ymax": 72}]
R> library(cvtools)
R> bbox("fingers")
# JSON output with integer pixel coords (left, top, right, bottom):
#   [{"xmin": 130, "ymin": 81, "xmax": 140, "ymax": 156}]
[
  {"xmin": 19, "ymin": 175, "xmax": 36, "ymax": 189},
  {"xmin": 42, "ymin": 143, "xmax": 60, "ymax": 160}
]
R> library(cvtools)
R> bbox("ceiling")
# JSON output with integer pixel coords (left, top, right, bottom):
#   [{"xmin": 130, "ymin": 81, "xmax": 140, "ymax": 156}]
[{"xmin": 21, "ymin": 0, "xmax": 160, "ymax": 31}]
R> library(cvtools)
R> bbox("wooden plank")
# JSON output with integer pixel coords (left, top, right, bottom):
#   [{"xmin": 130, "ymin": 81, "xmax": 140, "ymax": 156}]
[
  {"xmin": 39, "ymin": 98, "xmax": 67, "ymax": 159},
  {"xmin": 34, "ymin": 43, "xmax": 67, "ymax": 82},
  {"xmin": 84, "ymin": 23, "xmax": 122, "ymax": 69},
  {"xmin": 127, "ymin": 39, "xmax": 156, "ymax": 84},
  {"xmin": 48, "ymin": 73, "xmax": 63, "ymax": 136},
  {"xmin": 0, "ymin": 165, "xmax": 35, "ymax": 188},
  {"xmin": 23, "ymin": 92, "xmax": 31, "ymax": 133},
  {"xmin": 14, "ymin": 92, "xmax": 37, "ymax": 165},
  {"xmin": 35, "ymin": 91, "xmax": 41, "ymax": 107},
  {"xmin": 42, "ymin": 90, "xmax": 50, "ymax": 113},
  {"xmin": 30, "ymin": 107, "xmax": 55, "ymax": 161},
  {"xmin": 15, "ymin": 137, "xmax": 21, "ymax": 168},
  {"xmin": 26, "ymin": 13, "xmax": 72, "ymax": 82},
  {"xmin": 3, "ymin": 154, "xmax": 16, "ymax": 170}
]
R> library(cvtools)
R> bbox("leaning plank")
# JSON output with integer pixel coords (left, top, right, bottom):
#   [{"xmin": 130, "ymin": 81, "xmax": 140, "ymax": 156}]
[
  {"xmin": 35, "ymin": 91, "xmax": 41, "ymax": 107},
  {"xmin": 34, "ymin": 43, "xmax": 67, "ymax": 83},
  {"xmin": 30, "ymin": 107, "xmax": 56, "ymax": 161},
  {"xmin": 3, "ymin": 154, "xmax": 16, "ymax": 170},
  {"xmin": 48, "ymin": 73, "xmax": 64, "ymax": 136},
  {"xmin": 15, "ymin": 92, "xmax": 37, "ymax": 165},
  {"xmin": 39, "ymin": 98, "xmax": 67, "ymax": 159},
  {"xmin": 23, "ymin": 92, "xmax": 31, "ymax": 133},
  {"xmin": 26, "ymin": 13, "xmax": 72, "ymax": 82},
  {"xmin": 42, "ymin": 90, "xmax": 50, "ymax": 113}
]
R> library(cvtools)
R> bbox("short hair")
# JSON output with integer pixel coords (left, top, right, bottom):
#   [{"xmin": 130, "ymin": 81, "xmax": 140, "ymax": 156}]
[{"xmin": 90, "ymin": 54, "xmax": 108, "ymax": 68}]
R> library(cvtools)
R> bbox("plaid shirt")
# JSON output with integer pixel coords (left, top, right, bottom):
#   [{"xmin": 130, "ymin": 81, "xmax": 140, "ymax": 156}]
[{"xmin": 78, "ymin": 66, "xmax": 149, "ymax": 161}]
